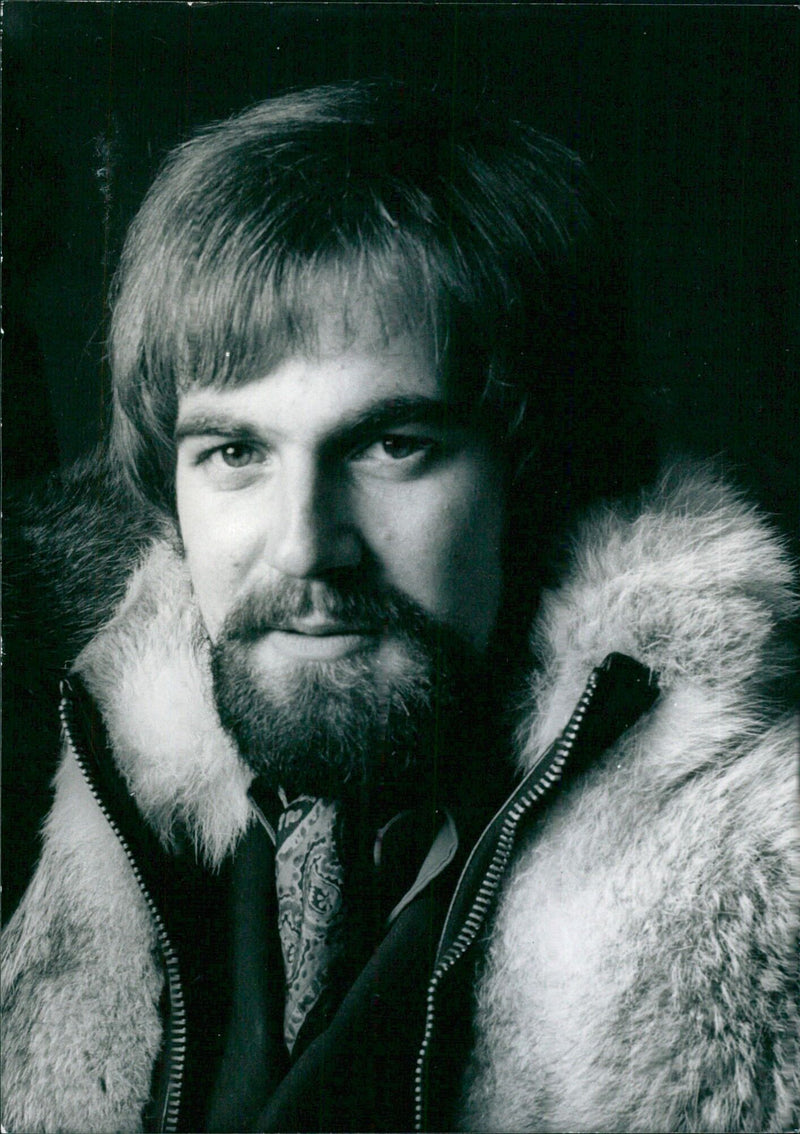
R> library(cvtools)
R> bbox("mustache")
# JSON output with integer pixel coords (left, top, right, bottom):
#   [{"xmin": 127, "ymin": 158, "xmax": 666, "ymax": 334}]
[{"xmin": 219, "ymin": 577, "xmax": 434, "ymax": 643}]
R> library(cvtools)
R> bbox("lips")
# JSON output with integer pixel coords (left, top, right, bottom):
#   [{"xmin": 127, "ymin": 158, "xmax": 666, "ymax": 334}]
[
  {"xmin": 253, "ymin": 623, "xmax": 381, "ymax": 661},
  {"xmin": 274, "ymin": 620, "xmax": 376, "ymax": 636}
]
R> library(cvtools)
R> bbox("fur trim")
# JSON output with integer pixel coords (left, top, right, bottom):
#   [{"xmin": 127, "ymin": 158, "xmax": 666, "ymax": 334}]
[
  {"xmin": 2, "ymin": 541, "xmax": 253, "ymax": 1132},
  {"xmin": 461, "ymin": 469, "xmax": 800, "ymax": 1133},
  {"xmin": 74, "ymin": 541, "xmax": 255, "ymax": 868},
  {"xmin": 1, "ymin": 749, "xmax": 163, "ymax": 1133},
  {"xmin": 5, "ymin": 447, "xmax": 163, "ymax": 663},
  {"xmin": 519, "ymin": 466, "xmax": 798, "ymax": 768}
]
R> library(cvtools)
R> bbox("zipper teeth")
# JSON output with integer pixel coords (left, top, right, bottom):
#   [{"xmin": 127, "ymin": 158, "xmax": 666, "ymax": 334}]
[
  {"xmin": 59, "ymin": 696, "xmax": 186, "ymax": 1134},
  {"xmin": 413, "ymin": 669, "xmax": 600, "ymax": 1131}
]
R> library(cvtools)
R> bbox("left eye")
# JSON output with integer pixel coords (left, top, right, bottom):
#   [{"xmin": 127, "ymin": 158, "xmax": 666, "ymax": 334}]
[
  {"xmin": 355, "ymin": 434, "xmax": 434, "ymax": 463},
  {"xmin": 377, "ymin": 435, "xmax": 430, "ymax": 460}
]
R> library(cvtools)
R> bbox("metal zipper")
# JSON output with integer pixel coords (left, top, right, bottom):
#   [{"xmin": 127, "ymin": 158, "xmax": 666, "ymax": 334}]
[
  {"xmin": 413, "ymin": 667, "xmax": 601, "ymax": 1131},
  {"xmin": 59, "ymin": 694, "xmax": 187, "ymax": 1134}
]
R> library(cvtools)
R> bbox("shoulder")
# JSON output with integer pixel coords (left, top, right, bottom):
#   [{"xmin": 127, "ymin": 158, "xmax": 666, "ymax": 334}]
[
  {"xmin": 3, "ymin": 451, "xmax": 168, "ymax": 923},
  {"xmin": 522, "ymin": 461, "xmax": 798, "ymax": 762},
  {"xmin": 6, "ymin": 447, "xmax": 167, "ymax": 661},
  {"xmin": 466, "ymin": 463, "xmax": 800, "ymax": 1133}
]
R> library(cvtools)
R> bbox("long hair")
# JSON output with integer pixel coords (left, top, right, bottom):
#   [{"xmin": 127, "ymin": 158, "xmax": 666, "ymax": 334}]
[{"xmin": 109, "ymin": 79, "xmax": 651, "ymax": 535}]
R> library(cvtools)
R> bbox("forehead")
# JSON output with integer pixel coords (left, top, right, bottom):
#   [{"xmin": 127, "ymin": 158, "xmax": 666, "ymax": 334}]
[{"xmin": 176, "ymin": 321, "xmax": 443, "ymax": 437}]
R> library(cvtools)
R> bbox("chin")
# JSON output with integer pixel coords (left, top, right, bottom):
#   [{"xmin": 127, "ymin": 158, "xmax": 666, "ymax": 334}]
[{"xmin": 211, "ymin": 632, "xmax": 436, "ymax": 798}]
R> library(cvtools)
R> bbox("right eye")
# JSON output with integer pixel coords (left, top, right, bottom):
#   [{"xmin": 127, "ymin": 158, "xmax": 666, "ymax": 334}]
[
  {"xmin": 212, "ymin": 442, "xmax": 261, "ymax": 468},
  {"xmin": 186, "ymin": 439, "xmax": 272, "ymax": 489}
]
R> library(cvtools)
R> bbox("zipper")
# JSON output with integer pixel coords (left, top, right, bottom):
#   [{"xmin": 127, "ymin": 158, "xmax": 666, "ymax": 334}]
[
  {"xmin": 413, "ymin": 666, "xmax": 601, "ymax": 1132},
  {"xmin": 59, "ymin": 692, "xmax": 187, "ymax": 1134}
]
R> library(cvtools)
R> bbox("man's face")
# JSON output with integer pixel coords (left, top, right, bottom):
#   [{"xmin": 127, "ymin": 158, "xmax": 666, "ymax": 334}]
[{"xmin": 174, "ymin": 318, "xmax": 505, "ymax": 793}]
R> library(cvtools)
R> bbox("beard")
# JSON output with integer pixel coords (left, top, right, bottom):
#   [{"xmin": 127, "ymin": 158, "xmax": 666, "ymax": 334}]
[{"xmin": 210, "ymin": 576, "xmax": 489, "ymax": 801}]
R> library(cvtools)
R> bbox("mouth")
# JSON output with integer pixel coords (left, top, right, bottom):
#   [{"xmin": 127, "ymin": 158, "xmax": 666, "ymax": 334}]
[{"xmin": 254, "ymin": 622, "xmax": 381, "ymax": 661}]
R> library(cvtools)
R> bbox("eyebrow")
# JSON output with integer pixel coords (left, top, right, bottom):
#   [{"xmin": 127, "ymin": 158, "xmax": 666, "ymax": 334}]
[
  {"xmin": 174, "ymin": 412, "xmax": 260, "ymax": 444},
  {"xmin": 174, "ymin": 395, "xmax": 474, "ymax": 446}
]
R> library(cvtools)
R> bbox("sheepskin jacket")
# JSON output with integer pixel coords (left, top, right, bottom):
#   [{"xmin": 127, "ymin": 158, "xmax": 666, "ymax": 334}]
[{"xmin": 2, "ymin": 467, "xmax": 799, "ymax": 1133}]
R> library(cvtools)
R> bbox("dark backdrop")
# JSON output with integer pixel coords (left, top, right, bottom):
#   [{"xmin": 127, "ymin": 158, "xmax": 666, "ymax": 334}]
[{"xmin": 4, "ymin": 1, "xmax": 798, "ymax": 533}]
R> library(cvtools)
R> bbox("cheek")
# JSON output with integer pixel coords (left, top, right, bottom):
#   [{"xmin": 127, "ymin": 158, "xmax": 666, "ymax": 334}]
[
  {"xmin": 375, "ymin": 475, "xmax": 504, "ymax": 647},
  {"xmin": 439, "ymin": 494, "xmax": 505, "ymax": 637},
  {"xmin": 177, "ymin": 494, "xmax": 260, "ymax": 638}
]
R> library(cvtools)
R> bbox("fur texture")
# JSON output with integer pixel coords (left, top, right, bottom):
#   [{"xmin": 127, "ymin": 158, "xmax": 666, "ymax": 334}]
[
  {"xmin": 460, "ymin": 469, "xmax": 800, "ymax": 1132},
  {"xmin": 2, "ymin": 545, "xmax": 254, "ymax": 1133},
  {"xmin": 73, "ymin": 542, "xmax": 254, "ymax": 868},
  {"xmin": 1, "ymin": 751, "xmax": 164, "ymax": 1133},
  {"xmin": 3, "ymin": 450, "xmax": 163, "ymax": 922},
  {"xmin": 2, "ymin": 467, "xmax": 798, "ymax": 1133}
]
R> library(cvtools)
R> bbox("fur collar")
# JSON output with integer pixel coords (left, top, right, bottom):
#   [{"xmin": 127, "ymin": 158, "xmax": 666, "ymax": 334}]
[
  {"xmin": 518, "ymin": 465, "xmax": 797, "ymax": 767},
  {"xmin": 72, "ymin": 465, "xmax": 797, "ymax": 867},
  {"xmin": 74, "ymin": 539, "xmax": 254, "ymax": 867}
]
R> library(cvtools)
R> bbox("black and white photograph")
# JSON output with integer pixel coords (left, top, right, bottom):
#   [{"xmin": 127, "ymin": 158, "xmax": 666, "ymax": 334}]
[{"xmin": 3, "ymin": 4, "xmax": 799, "ymax": 1131}]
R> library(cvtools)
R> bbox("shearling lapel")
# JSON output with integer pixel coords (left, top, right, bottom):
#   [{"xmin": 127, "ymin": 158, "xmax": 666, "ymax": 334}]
[{"xmin": 73, "ymin": 540, "xmax": 254, "ymax": 867}]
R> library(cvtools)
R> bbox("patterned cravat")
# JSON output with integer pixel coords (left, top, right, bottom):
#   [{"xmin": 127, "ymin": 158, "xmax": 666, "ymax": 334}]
[{"xmin": 274, "ymin": 796, "xmax": 346, "ymax": 1055}]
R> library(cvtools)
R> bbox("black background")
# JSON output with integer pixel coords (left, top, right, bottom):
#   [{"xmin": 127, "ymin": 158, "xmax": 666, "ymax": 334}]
[{"xmin": 4, "ymin": 2, "xmax": 798, "ymax": 537}]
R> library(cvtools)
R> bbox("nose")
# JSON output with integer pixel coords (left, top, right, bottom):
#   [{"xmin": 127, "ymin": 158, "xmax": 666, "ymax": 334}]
[{"xmin": 268, "ymin": 458, "xmax": 362, "ymax": 578}]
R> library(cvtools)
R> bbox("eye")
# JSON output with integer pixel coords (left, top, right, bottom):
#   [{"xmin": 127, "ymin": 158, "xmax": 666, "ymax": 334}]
[
  {"xmin": 349, "ymin": 432, "xmax": 441, "ymax": 480},
  {"xmin": 356, "ymin": 434, "xmax": 435, "ymax": 462},
  {"xmin": 378, "ymin": 435, "xmax": 432, "ymax": 460},
  {"xmin": 214, "ymin": 441, "xmax": 260, "ymax": 468},
  {"xmin": 186, "ymin": 438, "xmax": 271, "ymax": 488}
]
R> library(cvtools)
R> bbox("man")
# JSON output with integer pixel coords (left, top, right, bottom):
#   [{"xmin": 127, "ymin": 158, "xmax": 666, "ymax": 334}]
[{"xmin": 2, "ymin": 80, "xmax": 798, "ymax": 1133}]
